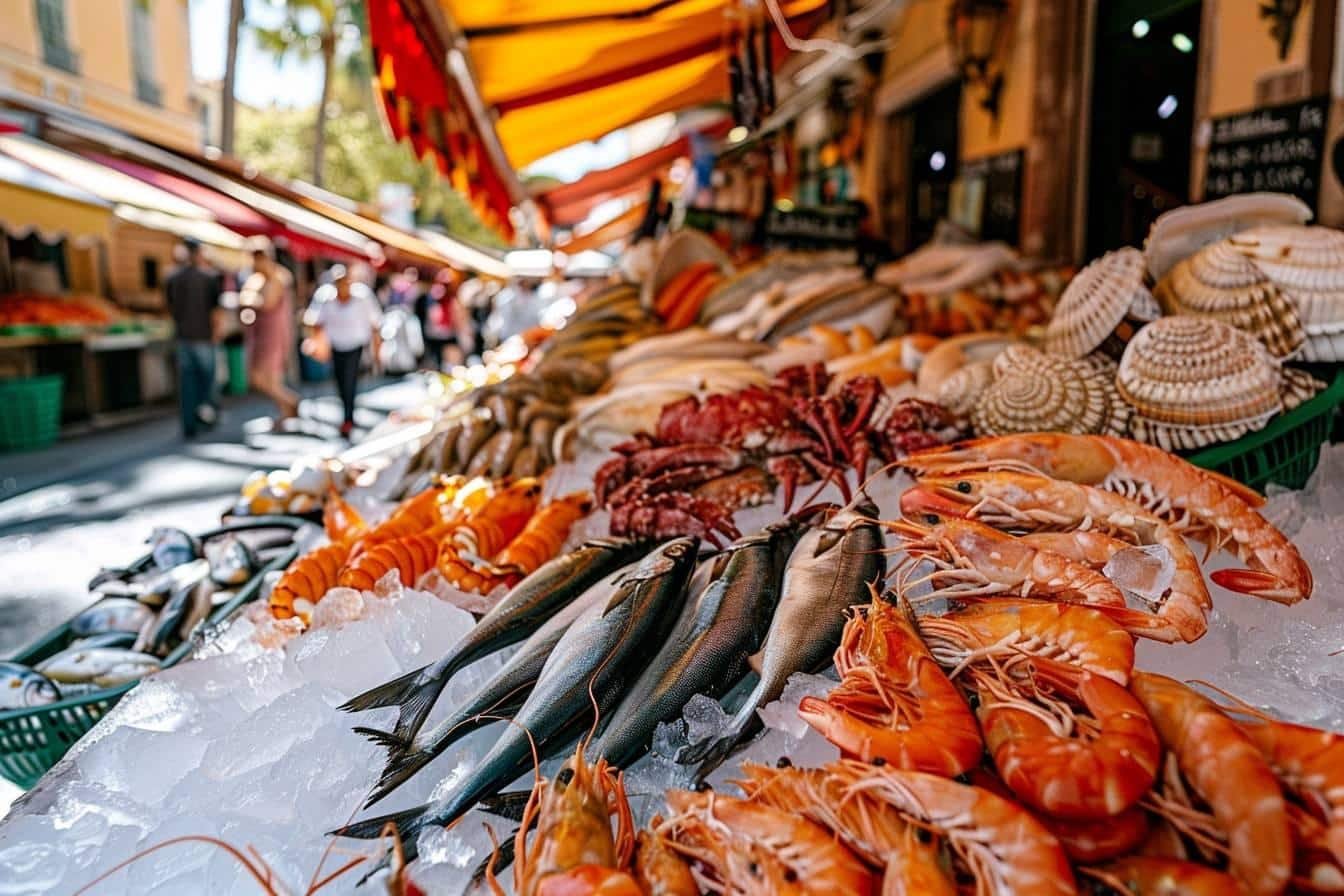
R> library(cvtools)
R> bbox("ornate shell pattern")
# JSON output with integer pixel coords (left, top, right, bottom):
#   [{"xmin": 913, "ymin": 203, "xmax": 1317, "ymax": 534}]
[
  {"xmin": 1043, "ymin": 248, "xmax": 1158, "ymax": 359},
  {"xmin": 1229, "ymin": 225, "xmax": 1344, "ymax": 361},
  {"xmin": 1153, "ymin": 241, "xmax": 1304, "ymax": 358},
  {"xmin": 971, "ymin": 346, "xmax": 1128, "ymax": 438},
  {"xmin": 936, "ymin": 360, "xmax": 996, "ymax": 416},
  {"xmin": 1117, "ymin": 316, "xmax": 1288, "ymax": 451},
  {"xmin": 1143, "ymin": 192, "xmax": 1311, "ymax": 281}
]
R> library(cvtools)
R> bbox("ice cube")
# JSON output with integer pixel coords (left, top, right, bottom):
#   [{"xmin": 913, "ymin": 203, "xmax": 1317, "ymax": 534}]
[
  {"xmin": 756, "ymin": 672, "xmax": 836, "ymax": 739},
  {"xmin": 1103, "ymin": 544, "xmax": 1175, "ymax": 603},
  {"xmin": 682, "ymin": 693, "xmax": 731, "ymax": 749},
  {"xmin": 199, "ymin": 684, "xmax": 326, "ymax": 781},
  {"xmin": 374, "ymin": 568, "xmax": 405, "ymax": 600},
  {"xmin": 126, "ymin": 813, "xmax": 219, "ymax": 894},
  {"xmin": 288, "ymin": 619, "xmax": 401, "ymax": 697},
  {"xmin": 413, "ymin": 811, "xmax": 502, "ymax": 895},
  {"xmin": 378, "ymin": 590, "xmax": 475, "ymax": 667},
  {"xmin": 309, "ymin": 586, "xmax": 365, "ymax": 629},
  {"xmin": 0, "ymin": 841, "xmax": 66, "ymax": 894}
]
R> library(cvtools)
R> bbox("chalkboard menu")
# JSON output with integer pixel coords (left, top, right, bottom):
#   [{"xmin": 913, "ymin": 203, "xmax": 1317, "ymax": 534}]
[
  {"xmin": 1204, "ymin": 96, "xmax": 1327, "ymax": 210},
  {"xmin": 957, "ymin": 149, "xmax": 1023, "ymax": 245}
]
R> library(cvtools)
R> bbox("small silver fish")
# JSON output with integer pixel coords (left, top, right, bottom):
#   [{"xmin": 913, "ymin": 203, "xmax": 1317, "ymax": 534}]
[
  {"xmin": 0, "ymin": 662, "xmax": 61, "ymax": 709},
  {"xmin": 136, "ymin": 559, "xmax": 211, "ymax": 608},
  {"xmin": 70, "ymin": 599, "xmax": 155, "ymax": 637},
  {"xmin": 36, "ymin": 648, "xmax": 160, "ymax": 684},
  {"xmin": 68, "ymin": 632, "xmax": 139, "ymax": 650},
  {"xmin": 206, "ymin": 536, "xmax": 258, "ymax": 587},
  {"xmin": 149, "ymin": 527, "xmax": 201, "ymax": 569}
]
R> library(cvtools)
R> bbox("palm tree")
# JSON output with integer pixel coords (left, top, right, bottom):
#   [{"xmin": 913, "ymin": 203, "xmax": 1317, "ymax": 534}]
[
  {"xmin": 220, "ymin": 0, "xmax": 245, "ymax": 154},
  {"xmin": 252, "ymin": 0, "xmax": 354, "ymax": 187}
]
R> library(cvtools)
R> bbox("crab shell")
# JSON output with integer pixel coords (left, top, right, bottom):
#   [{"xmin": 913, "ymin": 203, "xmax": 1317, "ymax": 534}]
[
  {"xmin": 1117, "ymin": 316, "xmax": 1290, "ymax": 451},
  {"xmin": 1229, "ymin": 225, "xmax": 1344, "ymax": 361},
  {"xmin": 971, "ymin": 345, "xmax": 1129, "ymax": 438},
  {"xmin": 1043, "ymin": 248, "xmax": 1159, "ymax": 359},
  {"xmin": 1153, "ymin": 240, "xmax": 1304, "ymax": 358}
]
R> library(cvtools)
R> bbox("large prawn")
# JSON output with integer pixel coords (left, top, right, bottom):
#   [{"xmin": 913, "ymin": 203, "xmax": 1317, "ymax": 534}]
[
  {"xmin": 901, "ymin": 433, "xmax": 1311, "ymax": 602},
  {"xmin": 270, "ymin": 542, "xmax": 351, "ymax": 622},
  {"xmin": 338, "ymin": 534, "xmax": 439, "ymax": 592},
  {"xmin": 795, "ymin": 593, "xmax": 982, "ymax": 776},
  {"xmin": 901, "ymin": 471, "xmax": 1211, "ymax": 641},
  {"xmin": 886, "ymin": 517, "xmax": 1127, "ymax": 607},
  {"xmin": 1131, "ymin": 671, "xmax": 1293, "ymax": 896}
]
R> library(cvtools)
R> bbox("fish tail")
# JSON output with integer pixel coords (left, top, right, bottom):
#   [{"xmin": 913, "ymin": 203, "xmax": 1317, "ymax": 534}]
[
  {"xmin": 330, "ymin": 804, "xmax": 431, "ymax": 842},
  {"xmin": 339, "ymin": 665, "xmax": 427, "ymax": 713},
  {"xmin": 351, "ymin": 726, "xmax": 410, "ymax": 757},
  {"xmin": 364, "ymin": 746, "xmax": 438, "ymax": 808}
]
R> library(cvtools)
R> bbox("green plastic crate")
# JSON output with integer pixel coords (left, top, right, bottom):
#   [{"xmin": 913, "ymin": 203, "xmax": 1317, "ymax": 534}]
[
  {"xmin": 0, "ymin": 374, "xmax": 63, "ymax": 453},
  {"xmin": 0, "ymin": 518, "xmax": 303, "ymax": 789},
  {"xmin": 1188, "ymin": 371, "xmax": 1344, "ymax": 493}
]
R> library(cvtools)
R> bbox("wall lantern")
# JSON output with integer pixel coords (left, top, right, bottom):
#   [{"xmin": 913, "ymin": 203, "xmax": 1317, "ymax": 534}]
[
  {"xmin": 1260, "ymin": 0, "xmax": 1304, "ymax": 60},
  {"xmin": 947, "ymin": 0, "xmax": 1010, "ymax": 119}
]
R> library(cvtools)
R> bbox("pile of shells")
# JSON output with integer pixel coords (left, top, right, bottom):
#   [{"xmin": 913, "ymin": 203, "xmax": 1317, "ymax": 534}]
[
  {"xmin": 1153, "ymin": 240, "xmax": 1303, "ymax": 358},
  {"xmin": 1117, "ymin": 315, "xmax": 1319, "ymax": 451},
  {"xmin": 1229, "ymin": 225, "xmax": 1344, "ymax": 362},
  {"xmin": 1143, "ymin": 192, "xmax": 1312, "ymax": 281},
  {"xmin": 1043, "ymin": 248, "xmax": 1159, "ymax": 359},
  {"xmin": 961, "ymin": 345, "xmax": 1129, "ymax": 437}
]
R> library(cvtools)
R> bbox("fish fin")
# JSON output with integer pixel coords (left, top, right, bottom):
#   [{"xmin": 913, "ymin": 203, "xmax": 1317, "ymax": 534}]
[
  {"xmin": 339, "ymin": 665, "xmax": 427, "ymax": 713},
  {"xmin": 477, "ymin": 790, "xmax": 533, "ymax": 822},
  {"xmin": 470, "ymin": 834, "xmax": 517, "ymax": 888},
  {"xmin": 746, "ymin": 650, "xmax": 763, "ymax": 675},
  {"xmin": 680, "ymin": 733, "xmax": 738, "ymax": 780},
  {"xmin": 352, "ymin": 726, "xmax": 409, "ymax": 757},
  {"xmin": 364, "ymin": 745, "xmax": 438, "ymax": 808},
  {"xmin": 330, "ymin": 804, "xmax": 430, "ymax": 842}
]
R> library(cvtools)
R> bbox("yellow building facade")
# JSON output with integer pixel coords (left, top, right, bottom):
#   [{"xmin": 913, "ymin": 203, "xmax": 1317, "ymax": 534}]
[{"xmin": 0, "ymin": 0, "xmax": 199, "ymax": 149}]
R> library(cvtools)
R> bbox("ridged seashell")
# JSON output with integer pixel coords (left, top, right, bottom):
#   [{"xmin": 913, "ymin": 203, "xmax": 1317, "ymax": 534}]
[
  {"xmin": 1153, "ymin": 241, "xmax": 1303, "ymax": 357},
  {"xmin": 1144, "ymin": 192, "xmax": 1312, "ymax": 281},
  {"xmin": 916, "ymin": 333, "xmax": 1020, "ymax": 395},
  {"xmin": 1043, "ymin": 248, "xmax": 1157, "ymax": 359},
  {"xmin": 1281, "ymin": 367, "xmax": 1326, "ymax": 411},
  {"xmin": 1229, "ymin": 226, "xmax": 1344, "ymax": 355},
  {"xmin": 936, "ymin": 360, "xmax": 996, "ymax": 416},
  {"xmin": 1117, "ymin": 316, "xmax": 1283, "ymax": 450},
  {"xmin": 972, "ymin": 346, "xmax": 1128, "ymax": 437}
]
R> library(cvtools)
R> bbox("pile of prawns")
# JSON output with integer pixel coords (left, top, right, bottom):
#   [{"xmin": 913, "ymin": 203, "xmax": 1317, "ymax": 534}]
[{"xmin": 269, "ymin": 475, "xmax": 590, "ymax": 625}]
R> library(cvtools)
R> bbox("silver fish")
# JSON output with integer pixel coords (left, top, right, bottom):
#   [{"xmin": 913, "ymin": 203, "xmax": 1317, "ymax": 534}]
[
  {"xmin": 68, "ymin": 632, "xmax": 139, "ymax": 650},
  {"xmin": 0, "ymin": 662, "xmax": 61, "ymax": 709},
  {"xmin": 149, "ymin": 527, "xmax": 201, "ymax": 569},
  {"xmin": 70, "ymin": 598, "xmax": 155, "ymax": 637},
  {"xmin": 136, "ymin": 558, "xmax": 211, "ymax": 608},
  {"xmin": 206, "ymin": 536, "xmax": 258, "ymax": 587},
  {"xmin": 37, "ymin": 648, "xmax": 160, "ymax": 684}
]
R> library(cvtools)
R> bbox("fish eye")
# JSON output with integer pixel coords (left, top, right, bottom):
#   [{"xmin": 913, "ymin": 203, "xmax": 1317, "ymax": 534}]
[
  {"xmin": 924, "ymin": 513, "xmax": 941, "ymax": 525},
  {"xmin": 956, "ymin": 481, "xmax": 972, "ymax": 494}
]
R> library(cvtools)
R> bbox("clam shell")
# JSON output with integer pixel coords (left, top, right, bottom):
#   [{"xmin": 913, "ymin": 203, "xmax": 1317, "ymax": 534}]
[
  {"xmin": 916, "ymin": 333, "xmax": 1020, "ymax": 395},
  {"xmin": 1043, "ymin": 248, "xmax": 1156, "ymax": 359},
  {"xmin": 1229, "ymin": 225, "xmax": 1344, "ymax": 342},
  {"xmin": 1144, "ymin": 192, "xmax": 1312, "ymax": 281},
  {"xmin": 1153, "ymin": 241, "xmax": 1303, "ymax": 357},
  {"xmin": 936, "ymin": 360, "xmax": 996, "ymax": 416},
  {"xmin": 972, "ymin": 346, "xmax": 1128, "ymax": 437},
  {"xmin": 1117, "ymin": 316, "xmax": 1283, "ymax": 450}
]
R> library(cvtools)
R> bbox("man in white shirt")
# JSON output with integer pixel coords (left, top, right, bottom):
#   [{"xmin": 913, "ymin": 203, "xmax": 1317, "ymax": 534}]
[{"xmin": 306, "ymin": 265, "xmax": 382, "ymax": 438}]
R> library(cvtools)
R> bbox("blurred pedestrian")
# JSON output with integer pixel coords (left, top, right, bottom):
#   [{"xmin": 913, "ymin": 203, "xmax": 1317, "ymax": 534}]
[
  {"xmin": 305, "ymin": 265, "xmax": 381, "ymax": 438},
  {"xmin": 164, "ymin": 238, "xmax": 222, "ymax": 439},
  {"xmin": 422, "ymin": 268, "xmax": 462, "ymax": 370},
  {"xmin": 239, "ymin": 240, "xmax": 300, "ymax": 423}
]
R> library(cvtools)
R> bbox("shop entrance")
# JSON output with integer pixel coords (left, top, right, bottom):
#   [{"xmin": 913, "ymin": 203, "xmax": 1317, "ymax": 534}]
[
  {"xmin": 1086, "ymin": 0, "xmax": 1202, "ymax": 256},
  {"xmin": 896, "ymin": 80, "xmax": 961, "ymax": 253}
]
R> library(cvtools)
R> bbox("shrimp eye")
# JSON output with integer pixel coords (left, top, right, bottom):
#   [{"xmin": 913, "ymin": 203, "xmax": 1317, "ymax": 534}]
[
  {"xmin": 915, "ymin": 828, "xmax": 933, "ymax": 844},
  {"xmin": 783, "ymin": 869, "xmax": 798, "ymax": 883},
  {"xmin": 956, "ymin": 481, "xmax": 972, "ymax": 494},
  {"xmin": 924, "ymin": 513, "xmax": 941, "ymax": 525},
  {"xmin": 748, "ymin": 862, "xmax": 760, "ymax": 877}
]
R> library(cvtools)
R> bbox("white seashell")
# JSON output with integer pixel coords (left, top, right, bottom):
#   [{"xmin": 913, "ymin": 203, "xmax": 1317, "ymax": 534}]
[
  {"xmin": 936, "ymin": 360, "xmax": 996, "ymax": 416},
  {"xmin": 1117, "ymin": 316, "xmax": 1284, "ymax": 450},
  {"xmin": 972, "ymin": 345, "xmax": 1128, "ymax": 437},
  {"xmin": 1043, "ymin": 248, "xmax": 1156, "ymax": 359},
  {"xmin": 1153, "ymin": 241, "xmax": 1304, "ymax": 357},
  {"xmin": 1229, "ymin": 225, "xmax": 1344, "ymax": 339},
  {"xmin": 1144, "ymin": 193, "xmax": 1312, "ymax": 281},
  {"xmin": 915, "ymin": 333, "xmax": 1020, "ymax": 395}
]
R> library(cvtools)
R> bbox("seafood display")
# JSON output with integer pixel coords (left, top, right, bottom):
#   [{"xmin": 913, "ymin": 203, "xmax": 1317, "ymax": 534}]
[{"xmin": 229, "ymin": 458, "xmax": 348, "ymax": 517}]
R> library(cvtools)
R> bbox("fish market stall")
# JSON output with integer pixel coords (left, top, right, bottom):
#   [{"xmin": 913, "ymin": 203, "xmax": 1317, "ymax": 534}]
[{"xmin": 3, "ymin": 202, "xmax": 1344, "ymax": 894}]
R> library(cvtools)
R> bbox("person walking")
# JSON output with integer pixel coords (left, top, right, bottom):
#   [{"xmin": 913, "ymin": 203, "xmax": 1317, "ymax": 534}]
[
  {"xmin": 163, "ymin": 238, "xmax": 222, "ymax": 440},
  {"xmin": 239, "ymin": 241, "xmax": 300, "ymax": 423},
  {"xmin": 305, "ymin": 265, "xmax": 381, "ymax": 438}
]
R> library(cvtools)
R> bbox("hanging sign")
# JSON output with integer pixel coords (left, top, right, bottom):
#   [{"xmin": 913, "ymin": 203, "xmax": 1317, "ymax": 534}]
[{"xmin": 1204, "ymin": 96, "xmax": 1327, "ymax": 210}]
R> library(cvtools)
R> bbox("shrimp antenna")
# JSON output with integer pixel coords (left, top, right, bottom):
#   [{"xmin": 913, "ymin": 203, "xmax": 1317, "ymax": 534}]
[{"xmin": 73, "ymin": 836, "xmax": 281, "ymax": 896}]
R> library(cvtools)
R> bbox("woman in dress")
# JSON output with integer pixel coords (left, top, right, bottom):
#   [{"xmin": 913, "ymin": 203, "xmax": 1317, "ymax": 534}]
[{"xmin": 239, "ymin": 242, "xmax": 300, "ymax": 422}]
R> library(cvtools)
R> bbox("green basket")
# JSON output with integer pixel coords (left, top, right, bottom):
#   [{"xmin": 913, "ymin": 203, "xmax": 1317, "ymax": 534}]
[
  {"xmin": 0, "ymin": 374, "xmax": 63, "ymax": 453},
  {"xmin": 0, "ymin": 518, "xmax": 303, "ymax": 789},
  {"xmin": 1187, "ymin": 371, "xmax": 1344, "ymax": 492}
]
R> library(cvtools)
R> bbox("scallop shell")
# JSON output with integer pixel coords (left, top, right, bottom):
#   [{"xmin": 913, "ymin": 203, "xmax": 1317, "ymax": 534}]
[
  {"xmin": 916, "ymin": 333, "xmax": 1021, "ymax": 395},
  {"xmin": 936, "ymin": 360, "xmax": 996, "ymax": 416},
  {"xmin": 1117, "ymin": 316, "xmax": 1283, "ymax": 451},
  {"xmin": 1228, "ymin": 226, "xmax": 1344, "ymax": 358},
  {"xmin": 1153, "ymin": 241, "xmax": 1304, "ymax": 358},
  {"xmin": 1043, "ymin": 248, "xmax": 1157, "ymax": 359},
  {"xmin": 1144, "ymin": 192, "xmax": 1312, "ymax": 281},
  {"xmin": 972, "ymin": 345, "xmax": 1128, "ymax": 437}
]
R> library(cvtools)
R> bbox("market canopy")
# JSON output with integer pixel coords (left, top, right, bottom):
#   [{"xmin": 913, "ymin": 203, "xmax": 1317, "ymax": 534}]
[
  {"xmin": 366, "ymin": 0, "xmax": 827, "ymax": 234},
  {"xmin": 0, "ymin": 151, "xmax": 111, "ymax": 244}
]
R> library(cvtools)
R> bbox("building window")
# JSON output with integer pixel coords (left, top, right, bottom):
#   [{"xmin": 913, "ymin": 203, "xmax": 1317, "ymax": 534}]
[
  {"xmin": 141, "ymin": 256, "xmax": 160, "ymax": 290},
  {"xmin": 35, "ymin": 0, "xmax": 79, "ymax": 75},
  {"xmin": 130, "ymin": 0, "xmax": 162, "ymax": 106}
]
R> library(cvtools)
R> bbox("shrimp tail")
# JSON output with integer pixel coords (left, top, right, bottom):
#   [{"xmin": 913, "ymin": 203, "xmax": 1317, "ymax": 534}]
[{"xmin": 1209, "ymin": 568, "xmax": 1302, "ymax": 604}]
